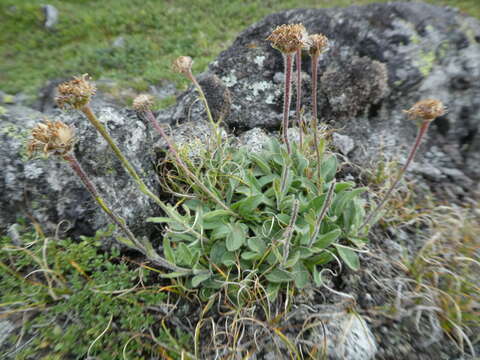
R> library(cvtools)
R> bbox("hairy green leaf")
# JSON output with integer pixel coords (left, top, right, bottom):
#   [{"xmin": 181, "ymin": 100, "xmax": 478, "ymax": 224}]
[
  {"xmin": 265, "ymin": 268, "xmax": 293, "ymax": 283},
  {"xmin": 335, "ymin": 244, "xmax": 360, "ymax": 271},
  {"xmin": 226, "ymin": 223, "xmax": 247, "ymax": 251}
]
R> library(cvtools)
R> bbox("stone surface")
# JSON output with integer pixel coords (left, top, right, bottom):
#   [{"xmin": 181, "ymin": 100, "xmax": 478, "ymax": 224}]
[
  {"xmin": 323, "ymin": 313, "xmax": 377, "ymax": 360},
  {"xmin": 270, "ymin": 306, "xmax": 377, "ymax": 360},
  {"xmin": 237, "ymin": 127, "xmax": 271, "ymax": 153},
  {"xmin": 0, "ymin": 95, "xmax": 159, "ymax": 237},
  {"xmin": 42, "ymin": 5, "xmax": 59, "ymax": 29},
  {"xmin": 333, "ymin": 132, "xmax": 355, "ymax": 155},
  {"xmin": 157, "ymin": 2, "xmax": 480, "ymax": 191}
]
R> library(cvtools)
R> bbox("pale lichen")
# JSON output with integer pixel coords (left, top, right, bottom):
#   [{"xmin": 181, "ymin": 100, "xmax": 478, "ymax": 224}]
[
  {"xmin": 222, "ymin": 71, "xmax": 238, "ymax": 87},
  {"xmin": 253, "ymin": 55, "xmax": 266, "ymax": 68}
]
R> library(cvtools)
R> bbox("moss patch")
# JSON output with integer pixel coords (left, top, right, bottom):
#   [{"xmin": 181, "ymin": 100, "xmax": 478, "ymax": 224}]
[{"xmin": 0, "ymin": 224, "xmax": 192, "ymax": 359}]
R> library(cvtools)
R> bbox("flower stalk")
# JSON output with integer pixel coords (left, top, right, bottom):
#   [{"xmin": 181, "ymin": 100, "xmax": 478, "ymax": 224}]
[
  {"xmin": 282, "ymin": 199, "xmax": 299, "ymax": 266},
  {"xmin": 308, "ymin": 179, "xmax": 335, "ymax": 248},
  {"xmin": 27, "ymin": 120, "xmax": 186, "ymax": 273},
  {"xmin": 172, "ymin": 56, "xmax": 221, "ymax": 147},
  {"xmin": 133, "ymin": 95, "xmax": 234, "ymax": 215},
  {"xmin": 360, "ymin": 99, "xmax": 446, "ymax": 232},
  {"xmin": 295, "ymin": 49, "xmax": 304, "ymax": 150},
  {"xmin": 308, "ymin": 34, "xmax": 329, "ymax": 182},
  {"xmin": 267, "ymin": 24, "xmax": 308, "ymax": 154},
  {"xmin": 56, "ymin": 75, "xmax": 206, "ymax": 244},
  {"xmin": 282, "ymin": 53, "xmax": 294, "ymax": 154}
]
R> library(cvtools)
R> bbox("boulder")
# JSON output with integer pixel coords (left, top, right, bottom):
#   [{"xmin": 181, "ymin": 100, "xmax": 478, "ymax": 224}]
[
  {"xmin": 0, "ymin": 96, "xmax": 159, "ymax": 237},
  {"xmin": 159, "ymin": 2, "xmax": 480, "ymax": 193}
]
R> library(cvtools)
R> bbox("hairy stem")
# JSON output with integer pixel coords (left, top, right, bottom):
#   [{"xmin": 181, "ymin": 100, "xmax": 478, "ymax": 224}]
[
  {"xmin": 63, "ymin": 153, "xmax": 183, "ymax": 272},
  {"xmin": 142, "ymin": 109, "xmax": 233, "ymax": 214},
  {"xmin": 283, "ymin": 53, "xmax": 294, "ymax": 154},
  {"xmin": 311, "ymin": 54, "xmax": 322, "ymax": 182},
  {"xmin": 283, "ymin": 199, "xmax": 299, "ymax": 266},
  {"xmin": 360, "ymin": 121, "xmax": 431, "ymax": 232},
  {"xmin": 309, "ymin": 180, "xmax": 336, "ymax": 247},
  {"xmin": 296, "ymin": 49, "xmax": 304, "ymax": 150}
]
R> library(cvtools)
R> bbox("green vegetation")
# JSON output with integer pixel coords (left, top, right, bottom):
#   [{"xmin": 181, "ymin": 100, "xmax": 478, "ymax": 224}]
[
  {"xmin": 0, "ymin": 224, "xmax": 192, "ymax": 359},
  {"xmin": 1, "ymin": 0, "xmax": 479, "ymax": 98},
  {"xmin": 150, "ymin": 135, "xmax": 368, "ymax": 302}
]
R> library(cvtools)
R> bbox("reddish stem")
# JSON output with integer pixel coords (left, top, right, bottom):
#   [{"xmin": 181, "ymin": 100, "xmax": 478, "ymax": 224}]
[
  {"xmin": 296, "ymin": 49, "xmax": 303, "ymax": 149},
  {"xmin": 311, "ymin": 54, "xmax": 321, "ymax": 180},
  {"xmin": 283, "ymin": 53, "xmax": 294, "ymax": 154},
  {"xmin": 360, "ymin": 121, "xmax": 431, "ymax": 231},
  {"xmin": 311, "ymin": 54, "xmax": 319, "ymax": 128},
  {"xmin": 63, "ymin": 153, "xmax": 135, "ymax": 240}
]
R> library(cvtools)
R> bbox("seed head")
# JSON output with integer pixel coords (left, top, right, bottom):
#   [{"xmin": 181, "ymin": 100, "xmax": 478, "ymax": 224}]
[
  {"xmin": 266, "ymin": 23, "xmax": 308, "ymax": 54},
  {"xmin": 132, "ymin": 94, "xmax": 154, "ymax": 112},
  {"xmin": 56, "ymin": 74, "xmax": 96, "ymax": 110},
  {"xmin": 172, "ymin": 56, "xmax": 193, "ymax": 75},
  {"xmin": 28, "ymin": 120, "xmax": 76, "ymax": 157},
  {"xmin": 308, "ymin": 34, "xmax": 329, "ymax": 57},
  {"xmin": 404, "ymin": 99, "xmax": 446, "ymax": 122}
]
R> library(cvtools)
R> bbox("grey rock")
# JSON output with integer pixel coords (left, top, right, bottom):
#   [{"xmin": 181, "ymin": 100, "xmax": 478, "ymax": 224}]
[
  {"xmin": 42, "ymin": 4, "xmax": 58, "ymax": 29},
  {"xmin": 323, "ymin": 314, "xmax": 377, "ymax": 360},
  {"xmin": 237, "ymin": 127, "xmax": 270, "ymax": 153},
  {"xmin": 149, "ymin": 81, "xmax": 177, "ymax": 100},
  {"xmin": 157, "ymin": 73, "xmax": 232, "ymax": 128},
  {"xmin": 156, "ymin": 2, "xmax": 480, "ymax": 192},
  {"xmin": 332, "ymin": 132, "xmax": 355, "ymax": 155},
  {"xmin": 290, "ymin": 306, "xmax": 377, "ymax": 360},
  {"xmin": 0, "ymin": 95, "xmax": 159, "ymax": 237}
]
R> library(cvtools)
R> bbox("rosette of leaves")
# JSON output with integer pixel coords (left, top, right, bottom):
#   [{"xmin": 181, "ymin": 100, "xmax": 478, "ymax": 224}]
[{"xmin": 149, "ymin": 138, "xmax": 368, "ymax": 301}]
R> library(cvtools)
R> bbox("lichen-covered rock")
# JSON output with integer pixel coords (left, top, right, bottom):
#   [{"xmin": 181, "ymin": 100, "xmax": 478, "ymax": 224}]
[
  {"xmin": 156, "ymin": 73, "xmax": 232, "ymax": 127},
  {"xmin": 157, "ymin": 2, "xmax": 480, "ymax": 193},
  {"xmin": 0, "ymin": 95, "xmax": 159, "ymax": 237}
]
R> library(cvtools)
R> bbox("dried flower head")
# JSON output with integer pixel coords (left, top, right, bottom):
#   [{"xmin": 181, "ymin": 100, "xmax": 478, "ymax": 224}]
[
  {"xmin": 266, "ymin": 23, "xmax": 308, "ymax": 54},
  {"xmin": 172, "ymin": 56, "xmax": 193, "ymax": 75},
  {"xmin": 56, "ymin": 74, "xmax": 96, "ymax": 110},
  {"xmin": 308, "ymin": 34, "xmax": 329, "ymax": 57},
  {"xmin": 404, "ymin": 99, "xmax": 446, "ymax": 121},
  {"xmin": 132, "ymin": 94, "xmax": 154, "ymax": 112},
  {"xmin": 28, "ymin": 120, "xmax": 76, "ymax": 157}
]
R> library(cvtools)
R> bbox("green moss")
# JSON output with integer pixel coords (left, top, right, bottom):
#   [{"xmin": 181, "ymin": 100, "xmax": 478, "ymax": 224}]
[{"xmin": 0, "ymin": 225, "xmax": 192, "ymax": 359}]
